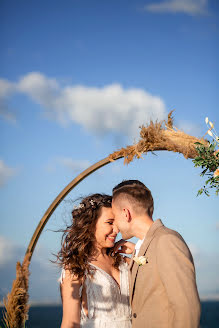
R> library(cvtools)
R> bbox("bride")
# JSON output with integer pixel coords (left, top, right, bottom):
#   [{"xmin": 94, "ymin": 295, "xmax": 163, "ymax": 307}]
[{"xmin": 55, "ymin": 194, "xmax": 133, "ymax": 328}]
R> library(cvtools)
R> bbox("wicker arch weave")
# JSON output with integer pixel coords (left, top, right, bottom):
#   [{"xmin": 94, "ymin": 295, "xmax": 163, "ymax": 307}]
[{"xmin": 2, "ymin": 112, "xmax": 208, "ymax": 328}]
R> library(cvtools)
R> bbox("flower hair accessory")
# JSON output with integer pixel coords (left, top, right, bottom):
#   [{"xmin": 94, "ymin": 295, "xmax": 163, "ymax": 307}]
[
  {"xmin": 73, "ymin": 199, "xmax": 97, "ymax": 210},
  {"xmin": 133, "ymin": 256, "xmax": 148, "ymax": 266},
  {"xmin": 73, "ymin": 203, "xmax": 85, "ymax": 210},
  {"xmin": 89, "ymin": 198, "xmax": 111, "ymax": 207},
  {"xmin": 73, "ymin": 197, "xmax": 111, "ymax": 210}
]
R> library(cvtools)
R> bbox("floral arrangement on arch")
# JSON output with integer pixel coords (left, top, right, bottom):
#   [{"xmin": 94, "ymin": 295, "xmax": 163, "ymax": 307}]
[{"xmin": 193, "ymin": 118, "xmax": 219, "ymax": 196}]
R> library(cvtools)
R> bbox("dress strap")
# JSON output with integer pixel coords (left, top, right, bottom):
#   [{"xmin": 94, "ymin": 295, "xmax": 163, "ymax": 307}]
[{"xmin": 58, "ymin": 267, "xmax": 66, "ymax": 284}]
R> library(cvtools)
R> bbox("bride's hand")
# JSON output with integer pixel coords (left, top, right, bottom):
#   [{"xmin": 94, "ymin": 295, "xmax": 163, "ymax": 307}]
[{"xmin": 112, "ymin": 239, "xmax": 135, "ymax": 255}]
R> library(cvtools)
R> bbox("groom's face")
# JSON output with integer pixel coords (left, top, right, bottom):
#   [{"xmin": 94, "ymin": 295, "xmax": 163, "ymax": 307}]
[{"xmin": 112, "ymin": 200, "xmax": 132, "ymax": 240}]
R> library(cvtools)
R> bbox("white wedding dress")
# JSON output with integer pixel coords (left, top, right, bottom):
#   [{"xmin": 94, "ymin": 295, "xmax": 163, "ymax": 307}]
[{"xmin": 58, "ymin": 260, "xmax": 132, "ymax": 328}]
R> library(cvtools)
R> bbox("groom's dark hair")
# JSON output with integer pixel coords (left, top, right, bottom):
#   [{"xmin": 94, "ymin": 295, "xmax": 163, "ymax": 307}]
[{"xmin": 112, "ymin": 180, "xmax": 154, "ymax": 217}]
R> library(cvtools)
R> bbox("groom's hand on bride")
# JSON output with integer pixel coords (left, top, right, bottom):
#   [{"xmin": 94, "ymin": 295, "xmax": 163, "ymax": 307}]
[{"xmin": 112, "ymin": 239, "xmax": 135, "ymax": 255}]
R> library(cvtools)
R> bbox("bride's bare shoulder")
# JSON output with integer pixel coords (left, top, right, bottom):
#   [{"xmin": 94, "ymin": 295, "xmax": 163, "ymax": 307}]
[
  {"xmin": 59, "ymin": 267, "xmax": 83, "ymax": 297},
  {"xmin": 59, "ymin": 268, "xmax": 83, "ymax": 326}
]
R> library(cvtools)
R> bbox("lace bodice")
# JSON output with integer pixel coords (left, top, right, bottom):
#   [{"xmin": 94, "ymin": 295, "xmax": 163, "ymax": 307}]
[{"xmin": 58, "ymin": 260, "xmax": 132, "ymax": 327}]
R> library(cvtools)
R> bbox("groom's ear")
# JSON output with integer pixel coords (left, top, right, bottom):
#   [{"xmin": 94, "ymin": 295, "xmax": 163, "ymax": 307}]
[{"xmin": 123, "ymin": 208, "xmax": 132, "ymax": 223}]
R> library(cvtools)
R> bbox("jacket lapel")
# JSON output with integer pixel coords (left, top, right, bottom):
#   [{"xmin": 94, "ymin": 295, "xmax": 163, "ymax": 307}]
[
  {"xmin": 128, "ymin": 249, "xmax": 135, "ymax": 291},
  {"xmin": 129, "ymin": 219, "xmax": 164, "ymax": 303},
  {"xmin": 128, "ymin": 249, "xmax": 135, "ymax": 270}
]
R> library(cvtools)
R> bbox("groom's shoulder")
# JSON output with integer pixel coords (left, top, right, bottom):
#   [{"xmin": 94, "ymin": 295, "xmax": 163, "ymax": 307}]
[
  {"xmin": 154, "ymin": 224, "xmax": 193, "ymax": 261},
  {"xmin": 155, "ymin": 222, "xmax": 185, "ymax": 244}
]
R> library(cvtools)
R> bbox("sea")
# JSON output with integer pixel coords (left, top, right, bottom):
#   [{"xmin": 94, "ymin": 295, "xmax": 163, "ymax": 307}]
[{"xmin": 1, "ymin": 302, "xmax": 219, "ymax": 328}]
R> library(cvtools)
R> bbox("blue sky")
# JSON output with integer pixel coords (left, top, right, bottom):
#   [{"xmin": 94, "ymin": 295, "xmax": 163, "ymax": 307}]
[{"xmin": 0, "ymin": 0, "xmax": 219, "ymax": 304}]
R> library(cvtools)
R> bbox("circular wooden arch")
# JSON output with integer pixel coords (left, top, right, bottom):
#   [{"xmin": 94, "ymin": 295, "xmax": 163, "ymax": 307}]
[
  {"xmin": 4, "ymin": 113, "xmax": 209, "ymax": 328},
  {"xmin": 26, "ymin": 113, "xmax": 207, "ymax": 261},
  {"xmin": 25, "ymin": 155, "xmax": 122, "ymax": 261}
]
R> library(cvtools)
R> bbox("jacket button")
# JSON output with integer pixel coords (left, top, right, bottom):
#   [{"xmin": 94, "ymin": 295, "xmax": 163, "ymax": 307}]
[{"xmin": 133, "ymin": 313, "xmax": 137, "ymax": 318}]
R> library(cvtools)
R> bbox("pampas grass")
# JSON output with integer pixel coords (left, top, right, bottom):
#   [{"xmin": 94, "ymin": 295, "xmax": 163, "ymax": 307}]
[
  {"xmin": 1, "ymin": 252, "xmax": 31, "ymax": 328},
  {"xmin": 108, "ymin": 111, "xmax": 208, "ymax": 164}
]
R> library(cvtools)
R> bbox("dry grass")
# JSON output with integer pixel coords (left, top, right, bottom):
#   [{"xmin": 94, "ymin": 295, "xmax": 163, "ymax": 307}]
[
  {"xmin": 2, "ymin": 252, "xmax": 31, "ymax": 328},
  {"xmin": 108, "ymin": 111, "xmax": 208, "ymax": 164}
]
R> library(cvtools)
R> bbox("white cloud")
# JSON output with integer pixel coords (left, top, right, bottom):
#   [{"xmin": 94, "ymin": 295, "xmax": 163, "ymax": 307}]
[
  {"xmin": 0, "ymin": 236, "xmax": 22, "ymax": 265},
  {"xmin": 0, "ymin": 79, "xmax": 14, "ymax": 98},
  {"xmin": 58, "ymin": 158, "xmax": 91, "ymax": 172},
  {"xmin": 177, "ymin": 120, "xmax": 201, "ymax": 137},
  {"xmin": 0, "ymin": 235, "xmax": 61, "ymax": 304},
  {"xmin": 0, "ymin": 79, "xmax": 16, "ymax": 123},
  {"xmin": 188, "ymin": 243, "xmax": 201, "ymax": 267},
  {"xmin": 189, "ymin": 243, "xmax": 200, "ymax": 258},
  {"xmin": 0, "ymin": 160, "xmax": 17, "ymax": 187},
  {"xmin": 17, "ymin": 72, "xmax": 60, "ymax": 110},
  {"xmin": 0, "ymin": 105, "xmax": 17, "ymax": 123},
  {"xmin": 0, "ymin": 72, "xmax": 167, "ymax": 138},
  {"xmin": 45, "ymin": 157, "xmax": 92, "ymax": 173},
  {"xmin": 111, "ymin": 162, "xmax": 123, "ymax": 174},
  {"xmin": 216, "ymin": 222, "xmax": 219, "ymax": 230},
  {"xmin": 187, "ymin": 243, "xmax": 219, "ymax": 299},
  {"xmin": 196, "ymin": 251, "xmax": 219, "ymax": 299},
  {"xmin": 144, "ymin": 0, "xmax": 209, "ymax": 16}
]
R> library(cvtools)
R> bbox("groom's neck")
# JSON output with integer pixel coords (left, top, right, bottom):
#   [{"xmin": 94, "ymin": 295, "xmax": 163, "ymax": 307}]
[{"xmin": 132, "ymin": 216, "xmax": 154, "ymax": 239}]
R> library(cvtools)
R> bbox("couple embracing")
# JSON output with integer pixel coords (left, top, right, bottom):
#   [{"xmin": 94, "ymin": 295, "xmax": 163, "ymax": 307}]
[{"xmin": 57, "ymin": 180, "xmax": 201, "ymax": 328}]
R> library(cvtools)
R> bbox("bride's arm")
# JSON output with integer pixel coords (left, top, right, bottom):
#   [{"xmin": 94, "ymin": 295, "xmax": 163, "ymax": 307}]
[{"xmin": 60, "ymin": 269, "xmax": 81, "ymax": 328}]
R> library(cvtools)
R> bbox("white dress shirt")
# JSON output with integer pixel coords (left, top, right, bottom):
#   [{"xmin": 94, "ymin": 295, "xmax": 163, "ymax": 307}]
[{"xmin": 134, "ymin": 236, "xmax": 146, "ymax": 256}]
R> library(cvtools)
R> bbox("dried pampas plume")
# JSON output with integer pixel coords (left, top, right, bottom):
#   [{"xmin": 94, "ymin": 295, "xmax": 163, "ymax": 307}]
[
  {"xmin": 108, "ymin": 111, "xmax": 208, "ymax": 164},
  {"xmin": 2, "ymin": 252, "xmax": 31, "ymax": 328}
]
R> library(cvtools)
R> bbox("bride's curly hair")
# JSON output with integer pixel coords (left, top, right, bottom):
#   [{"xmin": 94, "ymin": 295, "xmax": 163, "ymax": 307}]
[{"xmin": 53, "ymin": 193, "xmax": 122, "ymax": 279}]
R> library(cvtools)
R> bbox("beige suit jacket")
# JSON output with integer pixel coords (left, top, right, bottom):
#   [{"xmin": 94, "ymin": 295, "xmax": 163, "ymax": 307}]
[{"xmin": 129, "ymin": 219, "xmax": 201, "ymax": 328}]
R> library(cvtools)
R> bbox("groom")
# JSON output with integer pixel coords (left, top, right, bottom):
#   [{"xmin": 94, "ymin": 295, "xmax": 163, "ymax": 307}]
[{"xmin": 112, "ymin": 180, "xmax": 201, "ymax": 328}]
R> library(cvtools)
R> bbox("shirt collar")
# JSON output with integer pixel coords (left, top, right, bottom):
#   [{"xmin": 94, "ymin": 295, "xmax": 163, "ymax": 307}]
[{"xmin": 134, "ymin": 235, "xmax": 146, "ymax": 255}]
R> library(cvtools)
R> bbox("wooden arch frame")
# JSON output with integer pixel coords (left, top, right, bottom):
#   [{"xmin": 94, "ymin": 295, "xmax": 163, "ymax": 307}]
[
  {"xmin": 26, "ymin": 155, "xmax": 123, "ymax": 260},
  {"xmin": 2, "ymin": 112, "xmax": 209, "ymax": 328},
  {"xmin": 26, "ymin": 111, "xmax": 207, "ymax": 260}
]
